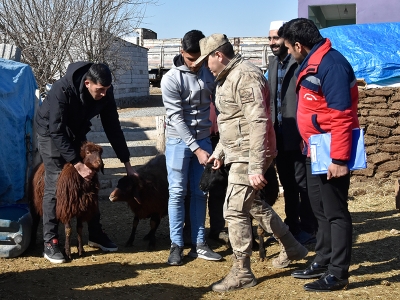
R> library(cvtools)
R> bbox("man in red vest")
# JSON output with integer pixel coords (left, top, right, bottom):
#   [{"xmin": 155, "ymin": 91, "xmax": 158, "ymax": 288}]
[{"xmin": 281, "ymin": 18, "xmax": 359, "ymax": 292}]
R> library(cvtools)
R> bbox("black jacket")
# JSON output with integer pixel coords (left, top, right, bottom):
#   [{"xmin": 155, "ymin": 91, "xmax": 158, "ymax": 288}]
[
  {"xmin": 35, "ymin": 61, "xmax": 130, "ymax": 164},
  {"xmin": 268, "ymin": 55, "xmax": 302, "ymax": 151}
]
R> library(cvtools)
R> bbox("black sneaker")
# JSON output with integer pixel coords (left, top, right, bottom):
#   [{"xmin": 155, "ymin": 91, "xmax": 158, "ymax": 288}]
[
  {"xmin": 88, "ymin": 230, "xmax": 118, "ymax": 252},
  {"xmin": 167, "ymin": 243, "xmax": 184, "ymax": 266},
  {"xmin": 188, "ymin": 242, "xmax": 222, "ymax": 261},
  {"xmin": 43, "ymin": 239, "xmax": 66, "ymax": 264}
]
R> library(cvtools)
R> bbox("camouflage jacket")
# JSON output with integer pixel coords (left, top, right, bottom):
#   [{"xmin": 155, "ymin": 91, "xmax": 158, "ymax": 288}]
[{"xmin": 213, "ymin": 54, "xmax": 277, "ymax": 176}]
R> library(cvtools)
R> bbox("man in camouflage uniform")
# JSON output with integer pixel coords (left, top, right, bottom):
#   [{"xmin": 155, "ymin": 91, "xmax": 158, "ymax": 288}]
[{"xmin": 195, "ymin": 34, "xmax": 308, "ymax": 292}]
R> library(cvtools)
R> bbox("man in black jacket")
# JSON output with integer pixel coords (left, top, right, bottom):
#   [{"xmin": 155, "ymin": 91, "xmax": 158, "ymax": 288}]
[
  {"xmin": 267, "ymin": 21, "xmax": 317, "ymax": 246},
  {"xmin": 36, "ymin": 62, "xmax": 137, "ymax": 263}
]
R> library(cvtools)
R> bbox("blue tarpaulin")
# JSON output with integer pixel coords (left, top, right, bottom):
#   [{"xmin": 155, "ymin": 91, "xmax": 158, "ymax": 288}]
[
  {"xmin": 0, "ymin": 59, "xmax": 37, "ymax": 204},
  {"xmin": 321, "ymin": 22, "xmax": 400, "ymax": 84}
]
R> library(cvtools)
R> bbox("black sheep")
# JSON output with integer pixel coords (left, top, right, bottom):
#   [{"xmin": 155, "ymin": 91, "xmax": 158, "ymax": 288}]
[
  {"xmin": 199, "ymin": 162, "xmax": 280, "ymax": 260},
  {"xmin": 109, "ymin": 154, "xmax": 168, "ymax": 250}
]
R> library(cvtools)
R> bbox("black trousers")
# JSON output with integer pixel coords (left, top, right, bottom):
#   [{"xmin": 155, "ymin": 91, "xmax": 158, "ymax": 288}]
[
  {"xmin": 306, "ymin": 158, "xmax": 352, "ymax": 279},
  {"xmin": 37, "ymin": 134, "xmax": 102, "ymax": 243},
  {"xmin": 275, "ymin": 139, "xmax": 317, "ymax": 235}
]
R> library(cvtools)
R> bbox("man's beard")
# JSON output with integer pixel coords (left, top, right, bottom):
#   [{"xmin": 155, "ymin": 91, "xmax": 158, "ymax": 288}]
[{"xmin": 271, "ymin": 44, "xmax": 288, "ymax": 57}]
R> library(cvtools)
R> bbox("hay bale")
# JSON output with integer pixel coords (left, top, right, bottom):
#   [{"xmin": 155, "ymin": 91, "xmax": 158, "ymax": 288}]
[
  {"xmin": 368, "ymin": 153, "xmax": 391, "ymax": 165},
  {"xmin": 380, "ymin": 143, "xmax": 400, "ymax": 153},
  {"xmin": 366, "ymin": 125, "xmax": 391, "ymax": 138},
  {"xmin": 386, "ymin": 136, "xmax": 400, "ymax": 143},
  {"xmin": 365, "ymin": 88, "xmax": 393, "ymax": 97},
  {"xmin": 377, "ymin": 161, "xmax": 400, "ymax": 173},
  {"xmin": 352, "ymin": 164, "xmax": 375, "ymax": 177},
  {"xmin": 368, "ymin": 109, "xmax": 398, "ymax": 117},
  {"xmin": 366, "ymin": 145, "xmax": 378, "ymax": 155},
  {"xmin": 363, "ymin": 96, "xmax": 386, "ymax": 104},
  {"xmin": 350, "ymin": 174, "xmax": 369, "ymax": 182},
  {"xmin": 358, "ymin": 102, "xmax": 388, "ymax": 109},
  {"xmin": 375, "ymin": 171, "xmax": 391, "ymax": 179},
  {"xmin": 364, "ymin": 135, "xmax": 378, "ymax": 146},
  {"xmin": 390, "ymin": 102, "xmax": 400, "ymax": 110},
  {"xmin": 366, "ymin": 116, "xmax": 397, "ymax": 128},
  {"xmin": 358, "ymin": 116, "xmax": 367, "ymax": 126},
  {"xmin": 390, "ymin": 92, "xmax": 400, "ymax": 102},
  {"xmin": 358, "ymin": 88, "xmax": 366, "ymax": 98},
  {"xmin": 392, "ymin": 127, "xmax": 400, "ymax": 135}
]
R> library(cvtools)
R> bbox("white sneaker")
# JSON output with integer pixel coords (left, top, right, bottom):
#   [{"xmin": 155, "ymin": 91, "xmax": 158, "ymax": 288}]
[{"xmin": 189, "ymin": 242, "xmax": 222, "ymax": 261}]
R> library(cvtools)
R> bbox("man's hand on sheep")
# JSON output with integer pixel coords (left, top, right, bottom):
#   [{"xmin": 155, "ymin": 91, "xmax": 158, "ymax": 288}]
[
  {"xmin": 206, "ymin": 156, "xmax": 223, "ymax": 170},
  {"xmin": 194, "ymin": 147, "xmax": 210, "ymax": 166},
  {"xmin": 124, "ymin": 161, "xmax": 139, "ymax": 177}
]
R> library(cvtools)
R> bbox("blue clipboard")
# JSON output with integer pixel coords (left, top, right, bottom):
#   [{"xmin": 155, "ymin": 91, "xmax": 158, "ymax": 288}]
[{"xmin": 309, "ymin": 128, "xmax": 367, "ymax": 175}]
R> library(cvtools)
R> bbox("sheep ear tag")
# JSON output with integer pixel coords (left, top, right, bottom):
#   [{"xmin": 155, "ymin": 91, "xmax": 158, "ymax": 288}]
[
  {"xmin": 133, "ymin": 195, "xmax": 142, "ymax": 205},
  {"xmin": 133, "ymin": 183, "xmax": 142, "ymax": 204}
]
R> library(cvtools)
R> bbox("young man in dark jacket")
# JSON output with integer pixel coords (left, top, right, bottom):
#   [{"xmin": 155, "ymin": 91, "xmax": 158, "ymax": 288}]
[
  {"xmin": 267, "ymin": 20, "xmax": 317, "ymax": 245},
  {"xmin": 281, "ymin": 18, "xmax": 359, "ymax": 292},
  {"xmin": 36, "ymin": 62, "xmax": 137, "ymax": 263}
]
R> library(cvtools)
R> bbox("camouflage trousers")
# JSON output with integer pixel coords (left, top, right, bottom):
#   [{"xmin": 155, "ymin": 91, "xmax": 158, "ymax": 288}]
[{"xmin": 224, "ymin": 162, "xmax": 289, "ymax": 257}]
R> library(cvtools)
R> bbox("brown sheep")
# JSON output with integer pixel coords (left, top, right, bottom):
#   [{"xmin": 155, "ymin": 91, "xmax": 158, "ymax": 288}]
[
  {"xmin": 30, "ymin": 141, "xmax": 104, "ymax": 260},
  {"xmin": 109, "ymin": 154, "xmax": 168, "ymax": 250}
]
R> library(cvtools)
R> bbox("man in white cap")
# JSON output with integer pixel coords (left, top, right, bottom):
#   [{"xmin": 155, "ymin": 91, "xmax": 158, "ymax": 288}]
[
  {"xmin": 267, "ymin": 20, "xmax": 317, "ymax": 250},
  {"xmin": 195, "ymin": 34, "xmax": 308, "ymax": 292}
]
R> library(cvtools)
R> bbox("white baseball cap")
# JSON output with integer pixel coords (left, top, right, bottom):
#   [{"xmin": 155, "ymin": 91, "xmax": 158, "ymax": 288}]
[{"xmin": 269, "ymin": 20, "xmax": 287, "ymax": 31}]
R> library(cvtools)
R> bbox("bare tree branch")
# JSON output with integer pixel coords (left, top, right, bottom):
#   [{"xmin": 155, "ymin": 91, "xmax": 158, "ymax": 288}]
[{"xmin": 0, "ymin": 0, "xmax": 158, "ymax": 90}]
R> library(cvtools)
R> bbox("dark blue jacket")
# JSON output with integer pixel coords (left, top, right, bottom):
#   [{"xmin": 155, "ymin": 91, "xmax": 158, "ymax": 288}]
[{"xmin": 35, "ymin": 62, "xmax": 130, "ymax": 164}]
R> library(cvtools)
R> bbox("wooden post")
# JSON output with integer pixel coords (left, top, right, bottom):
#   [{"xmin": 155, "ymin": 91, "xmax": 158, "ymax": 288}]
[
  {"xmin": 156, "ymin": 115, "xmax": 166, "ymax": 153},
  {"xmin": 395, "ymin": 179, "xmax": 400, "ymax": 210}
]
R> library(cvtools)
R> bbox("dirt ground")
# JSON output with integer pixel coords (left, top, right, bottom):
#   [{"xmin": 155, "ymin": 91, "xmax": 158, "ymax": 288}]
[
  {"xmin": 0, "ymin": 179, "xmax": 399, "ymax": 300},
  {"xmin": 1, "ymin": 89, "xmax": 400, "ymax": 299}
]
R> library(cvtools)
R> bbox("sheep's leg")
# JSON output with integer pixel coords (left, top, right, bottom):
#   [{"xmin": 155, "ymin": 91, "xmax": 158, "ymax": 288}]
[
  {"xmin": 64, "ymin": 222, "xmax": 72, "ymax": 260},
  {"xmin": 257, "ymin": 224, "xmax": 266, "ymax": 261},
  {"xmin": 251, "ymin": 219, "xmax": 260, "ymax": 250},
  {"xmin": 126, "ymin": 216, "xmax": 139, "ymax": 247},
  {"xmin": 143, "ymin": 214, "xmax": 160, "ymax": 251},
  {"xmin": 76, "ymin": 218, "xmax": 85, "ymax": 257}
]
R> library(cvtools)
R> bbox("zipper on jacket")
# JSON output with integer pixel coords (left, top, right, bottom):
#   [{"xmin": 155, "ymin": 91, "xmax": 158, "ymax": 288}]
[{"xmin": 193, "ymin": 76, "xmax": 202, "ymax": 139}]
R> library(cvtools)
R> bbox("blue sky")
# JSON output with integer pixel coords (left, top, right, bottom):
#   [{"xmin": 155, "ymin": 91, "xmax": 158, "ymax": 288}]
[{"xmin": 140, "ymin": 0, "xmax": 299, "ymax": 39}]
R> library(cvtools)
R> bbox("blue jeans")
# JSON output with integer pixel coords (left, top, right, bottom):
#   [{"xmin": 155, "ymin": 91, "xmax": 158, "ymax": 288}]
[{"xmin": 166, "ymin": 137, "xmax": 212, "ymax": 247}]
